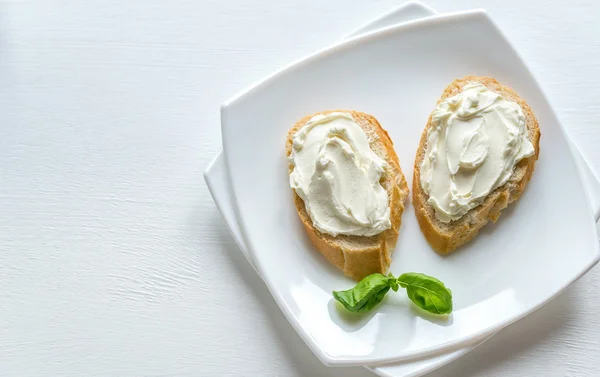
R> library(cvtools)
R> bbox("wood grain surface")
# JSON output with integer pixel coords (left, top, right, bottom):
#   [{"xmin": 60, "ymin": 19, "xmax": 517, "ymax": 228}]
[{"xmin": 1, "ymin": 0, "xmax": 599, "ymax": 376}]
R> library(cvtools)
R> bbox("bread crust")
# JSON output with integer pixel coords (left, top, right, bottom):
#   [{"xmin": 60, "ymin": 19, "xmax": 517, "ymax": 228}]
[
  {"xmin": 286, "ymin": 110, "xmax": 409, "ymax": 281},
  {"xmin": 413, "ymin": 76, "xmax": 541, "ymax": 254}
]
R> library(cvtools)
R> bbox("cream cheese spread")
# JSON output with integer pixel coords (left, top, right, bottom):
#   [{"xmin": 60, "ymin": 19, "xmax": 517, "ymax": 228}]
[
  {"xmin": 420, "ymin": 82, "xmax": 535, "ymax": 223},
  {"xmin": 288, "ymin": 112, "xmax": 391, "ymax": 237}
]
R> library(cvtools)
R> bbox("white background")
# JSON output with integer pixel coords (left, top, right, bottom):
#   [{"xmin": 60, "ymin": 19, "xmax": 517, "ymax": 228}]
[{"xmin": 1, "ymin": 0, "xmax": 599, "ymax": 376}]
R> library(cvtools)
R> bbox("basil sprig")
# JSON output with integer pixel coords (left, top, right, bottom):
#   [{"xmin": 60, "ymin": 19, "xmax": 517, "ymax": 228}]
[{"xmin": 333, "ymin": 272, "xmax": 452, "ymax": 315}]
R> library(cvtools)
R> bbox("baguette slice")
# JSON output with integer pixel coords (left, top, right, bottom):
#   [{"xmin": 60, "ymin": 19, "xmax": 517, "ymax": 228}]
[
  {"xmin": 287, "ymin": 110, "xmax": 409, "ymax": 281},
  {"xmin": 413, "ymin": 76, "xmax": 541, "ymax": 254}
]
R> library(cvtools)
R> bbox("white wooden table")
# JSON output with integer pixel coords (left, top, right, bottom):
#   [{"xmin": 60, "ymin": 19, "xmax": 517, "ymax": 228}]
[{"xmin": 1, "ymin": 1, "xmax": 599, "ymax": 376}]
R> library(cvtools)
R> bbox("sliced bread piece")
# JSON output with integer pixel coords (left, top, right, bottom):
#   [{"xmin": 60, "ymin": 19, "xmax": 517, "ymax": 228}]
[
  {"xmin": 413, "ymin": 76, "xmax": 541, "ymax": 253},
  {"xmin": 287, "ymin": 110, "xmax": 409, "ymax": 281}
]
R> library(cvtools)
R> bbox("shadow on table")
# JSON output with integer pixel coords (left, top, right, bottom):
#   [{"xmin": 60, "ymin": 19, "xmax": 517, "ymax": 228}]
[
  {"xmin": 425, "ymin": 281, "xmax": 579, "ymax": 377},
  {"xmin": 214, "ymin": 215, "xmax": 373, "ymax": 377}
]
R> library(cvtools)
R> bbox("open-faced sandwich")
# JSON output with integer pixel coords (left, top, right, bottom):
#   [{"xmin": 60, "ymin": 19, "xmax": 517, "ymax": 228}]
[
  {"xmin": 287, "ymin": 110, "xmax": 409, "ymax": 280},
  {"xmin": 413, "ymin": 76, "xmax": 541, "ymax": 253}
]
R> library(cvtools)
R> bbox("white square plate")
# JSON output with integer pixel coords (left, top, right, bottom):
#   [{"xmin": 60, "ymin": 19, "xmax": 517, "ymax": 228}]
[
  {"xmin": 208, "ymin": 3, "xmax": 600, "ymax": 375},
  {"xmin": 220, "ymin": 9, "xmax": 600, "ymax": 366}
]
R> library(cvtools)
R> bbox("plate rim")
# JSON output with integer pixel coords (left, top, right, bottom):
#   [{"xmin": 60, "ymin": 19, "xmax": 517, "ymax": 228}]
[{"xmin": 221, "ymin": 9, "xmax": 483, "ymax": 110}]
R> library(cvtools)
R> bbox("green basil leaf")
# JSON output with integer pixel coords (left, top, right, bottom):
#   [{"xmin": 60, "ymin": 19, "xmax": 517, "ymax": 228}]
[
  {"xmin": 332, "ymin": 273, "xmax": 394, "ymax": 313},
  {"xmin": 397, "ymin": 272, "xmax": 452, "ymax": 315}
]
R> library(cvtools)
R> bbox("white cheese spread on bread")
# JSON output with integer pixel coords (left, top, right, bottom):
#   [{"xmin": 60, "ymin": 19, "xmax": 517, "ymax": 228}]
[
  {"xmin": 289, "ymin": 112, "xmax": 391, "ymax": 236},
  {"xmin": 420, "ymin": 82, "xmax": 535, "ymax": 223}
]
